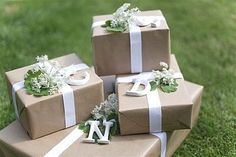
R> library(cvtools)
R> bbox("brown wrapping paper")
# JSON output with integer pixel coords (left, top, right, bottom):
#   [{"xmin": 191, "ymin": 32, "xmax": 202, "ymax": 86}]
[
  {"xmin": 118, "ymin": 55, "xmax": 194, "ymax": 135},
  {"xmin": 92, "ymin": 10, "xmax": 170, "ymax": 76},
  {"xmin": 0, "ymin": 81, "xmax": 203, "ymax": 157},
  {"xmin": 5, "ymin": 54, "xmax": 104, "ymax": 139}
]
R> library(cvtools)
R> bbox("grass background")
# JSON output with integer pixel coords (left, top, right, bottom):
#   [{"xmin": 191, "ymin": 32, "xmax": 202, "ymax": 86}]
[{"xmin": 0, "ymin": 0, "xmax": 235, "ymax": 156}]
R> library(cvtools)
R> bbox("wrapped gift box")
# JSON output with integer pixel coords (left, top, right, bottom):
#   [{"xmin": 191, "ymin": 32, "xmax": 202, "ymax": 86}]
[
  {"xmin": 117, "ymin": 54, "xmax": 194, "ymax": 135},
  {"xmin": 5, "ymin": 54, "xmax": 104, "ymax": 139},
  {"xmin": 92, "ymin": 10, "xmax": 170, "ymax": 76},
  {"xmin": 0, "ymin": 81, "xmax": 203, "ymax": 157}
]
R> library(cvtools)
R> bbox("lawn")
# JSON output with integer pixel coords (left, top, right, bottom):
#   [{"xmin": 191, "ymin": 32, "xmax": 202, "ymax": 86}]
[{"xmin": 0, "ymin": 0, "xmax": 236, "ymax": 156}]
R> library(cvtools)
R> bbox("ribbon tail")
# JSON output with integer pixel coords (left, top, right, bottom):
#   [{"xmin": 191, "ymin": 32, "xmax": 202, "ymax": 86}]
[
  {"xmin": 152, "ymin": 132, "xmax": 167, "ymax": 157},
  {"xmin": 44, "ymin": 128, "xmax": 84, "ymax": 157},
  {"xmin": 59, "ymin": 84, "xmax": 76, "ymax": 128},
  {"xmin": 12, "ymin": 81, "xmax": 25, "ymax": 119},
  {"xmin": 147, "ymin": 90, "xmax": 162, "ymax": 132}
]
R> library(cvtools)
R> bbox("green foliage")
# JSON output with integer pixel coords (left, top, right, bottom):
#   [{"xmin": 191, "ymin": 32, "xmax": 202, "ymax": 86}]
[
  {"xmin": 102, "ymin": 20, "xmax": 127, "ymax": 32},
  {"xmin": 150, "ymin": 80, "xmax": 158, "ymax": 91},
  {"xmin": 150, "ymin": 77, "xmax": 178, "ymax": 93},
  {"xmin": 24, "ymin": 70, "xmax": 50, "ymax": 96}
]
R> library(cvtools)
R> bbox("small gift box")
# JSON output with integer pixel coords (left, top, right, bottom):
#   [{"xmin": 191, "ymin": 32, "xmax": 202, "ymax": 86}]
[
  {"xmin": 5, "ymin": 53, "xmax": 104, "ymax": 139},
  {"xmin": 92, "ymin": 5, "xmax": 170, "ymax": 76},
  {"xmin": 0, "ymin": 81, "xmax": 203, "ymax": 157},
  {"xmin": 117, "ymin": 54, "xmax": 195, "ymax": 135}
]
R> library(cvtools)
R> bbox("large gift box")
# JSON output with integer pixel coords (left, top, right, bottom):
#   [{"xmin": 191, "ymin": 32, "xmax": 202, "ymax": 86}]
[
  {"xmin": 0, "ymin": 81, "xmax": 203, "ymax": 157},
  {"xmin": 5, "ymin": 54, "xmax": 104, "ymax": 139},
  {"xmin": 117, "ymin": 54, "xmax": 194, "ymax": 135},
  {"xmin": 92, "ymin": 10, "xmax": 170, "ymax": 76}
]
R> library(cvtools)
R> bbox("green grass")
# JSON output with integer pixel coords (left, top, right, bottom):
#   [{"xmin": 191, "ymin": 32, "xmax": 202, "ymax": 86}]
[{"xmin": 0, "ymin": 0, "xmax": 236, "ymax": 156}]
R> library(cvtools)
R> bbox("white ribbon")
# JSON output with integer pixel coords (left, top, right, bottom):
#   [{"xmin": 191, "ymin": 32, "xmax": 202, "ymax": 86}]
[
  {"xmin": 134, "ymin": 16, "xmax": 165, "ymax": 27},
  {"xmin": 44, "ymin": 128, "xmax": 84, "ymax": 157},
  {"xmin": 12, "ymin": 63, "xmax": 89, "ymax": 128},
  {"xmin": 148, "ymin": 90, "xmax": 162, "ymax": 132},
  {"xmin": 59, "ymin": 85, "xmax": 76, "ymax": 128},
  {"xmin": 152, "ymin": 132, "xmax": 167, "ymax": 157},
  {"xmin": 129, "ymin": 24, "xmax": 142, "ymax": 73},
  {"xmin": 92, "ymin": 15, "xmax": 166, "ymax": 73},
  {"xmin": 92, "ymin": 20, "xmax": 106, "ymax": 28},
  {"xmin": 12, "ymin": 80, "xmax": 25, "ymax": 119}
]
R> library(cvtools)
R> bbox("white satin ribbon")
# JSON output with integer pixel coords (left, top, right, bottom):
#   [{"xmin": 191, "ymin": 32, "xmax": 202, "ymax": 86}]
[
  {"xmin": 152, "ymin": 132, "xmax": 167, "ymax": 157},
  {"xmin": 148, "ymin": 90, "xmax": 162, "ymax": 132},
  {"xmin": 129, "ymin": 24, "xmax": 142, "ymax": 73},
  {"xmin": 59, "ymin": 85, "xmax": 76, "ymax": 128},
  {"xmin": 134, "ymin": 16, "xmax": 165, "ymax": 27},
  {"xmin": 92, "ymin": 20, "xmax": 106, "ymax": 28},
  {"xmin": 12, "ymin": 80, "xmax": 25, "ymax": 119},
  {"xmin": 44, "ymin": 128, "xmax": 84, "ymax": 157},
  {"xmin": 12, "ymin": 63, "xmax": 89, "ymax": 128}
]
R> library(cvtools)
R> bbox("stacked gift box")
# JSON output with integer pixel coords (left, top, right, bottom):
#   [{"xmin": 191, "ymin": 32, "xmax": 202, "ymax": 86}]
[{"xmin": 0, "ymin": 3, "xmax": 203, "ymax": 157}]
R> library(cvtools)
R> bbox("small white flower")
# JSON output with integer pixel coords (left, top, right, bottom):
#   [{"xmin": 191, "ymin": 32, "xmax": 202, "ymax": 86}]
[
  {"xmin": 160, "ymin": 62, "xmax": 169, "ymax": 69},
  {"xmin": 36, "ymin": 55, "xmax": 48, "ymax": 63},
  {"xmin": 30, "ymin": 77, "xmax": 41, "ymax": 93},
  {"xmin": 110, "ymin": 3, "xmax": 140, "ymax": 29},
  {"xmin": 91, "ymin": 94, "xmax": 118, "ymax": 120}
]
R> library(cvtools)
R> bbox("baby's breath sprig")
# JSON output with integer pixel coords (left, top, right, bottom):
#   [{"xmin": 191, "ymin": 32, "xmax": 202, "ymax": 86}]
[
  {"xmin": 102, "ymin": 3, "xmax": 140, "ymax": 32},
  {"xmin": 79, "ymin": 94, "xmax": 119, "ymax": 143},
  {"xmin": 24, "ymin": 55, "xmax": 65, "ymax": 96},
  {"xmin": 150, "ymin": 62, "xmax": 179, "ymax": 93}
]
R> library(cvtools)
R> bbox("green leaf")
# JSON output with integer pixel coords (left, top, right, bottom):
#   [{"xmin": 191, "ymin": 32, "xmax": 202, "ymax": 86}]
[
  {"xmin": 150, "ymin": 81, "xmax": 158, "ymax": 91},
  {"xmin": 101, "ymin": 20, "xmax": 112, "ymax": 27},
  {"xmin": 24, "ymin": 69, "xmax": 52, "ymax": 97},
  {"xmin": 106, "ymin": 26, "xmax": 126, "ymax": 32},
  {"xmin": 78, "ymin": 121, "xmax": 90, "ymax": 133},
  {"xmin": 160, "ymin": 84, "xmax": 178, "ymax": 93}
]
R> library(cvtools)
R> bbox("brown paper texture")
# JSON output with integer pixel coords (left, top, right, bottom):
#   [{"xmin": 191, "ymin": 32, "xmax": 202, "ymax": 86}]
[
  {"xmin": 5, "ymin": 54, "xmax": 104, "ymax": 139},
  {"xmin": 92, "ymin": 10, "xmax": 170, "ymax": 76},
  {"xmin": 118, "ymin": 54, "xmax": 194, "ymax": 135},
  {"xmin": 0, "ymin": 80, "xmax": 203, "ymax": 157}
]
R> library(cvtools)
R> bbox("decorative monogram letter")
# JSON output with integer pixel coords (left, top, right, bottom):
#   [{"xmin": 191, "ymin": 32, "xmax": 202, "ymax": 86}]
[
  {"xmin": 83, "ymin": 119, "xmax": 114, "ymax": 144},
  {"xmin": 126, "ymin": 78, "xmax": 151, "ymax": 97}
]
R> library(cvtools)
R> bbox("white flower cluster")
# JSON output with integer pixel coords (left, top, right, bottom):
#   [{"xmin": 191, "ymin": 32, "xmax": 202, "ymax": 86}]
[
  {"xmin": 25, "ymin": 55, "xmax": 67, "ymax": 95},
  {"xmin": 91, "ymin": 94, "xmax": 118, "ymax": 120},
  {"xmin": 110, "ymin": 3, "xmax": 140, "ymax": 29},
  {"xmin": 30, "ymin": 73, "xmax": 58, "ymax": 95},
  {"xmin": 153, "ymin": 62, "xmax": 176, "ymax": 86}
]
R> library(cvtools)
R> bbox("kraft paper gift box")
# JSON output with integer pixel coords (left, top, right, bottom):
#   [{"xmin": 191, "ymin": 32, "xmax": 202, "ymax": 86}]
[
  {"xmin": 5, "ymin": 53, "xmax": 104, "ymax": 139},
  {"xmin": 0, "ymin": 81, "xmax": 203, "ymax": 157},
  {"xmin": 117, "ymin": 54, "xmax": 194, "ymax": 135},
  {"xmin": 92, "ymin": 10, "xmax": 170, "ymax": 76}
]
